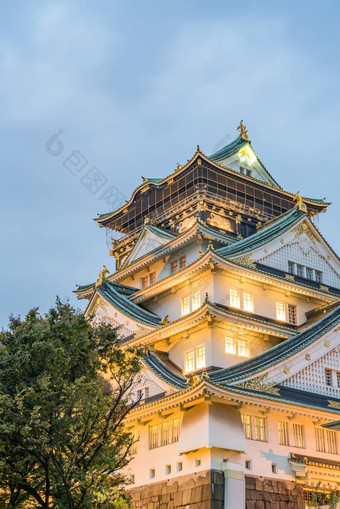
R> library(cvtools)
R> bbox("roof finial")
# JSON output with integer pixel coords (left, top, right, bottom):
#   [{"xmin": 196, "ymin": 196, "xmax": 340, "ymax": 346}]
[
  {"xmin": 293, "ymin": 192, "xmax": 307, "ymax": 212},
  {"xmin": 197, "ymin": 144, "xmax": 201, "ymax": 152},
  {"xmin": 237, "ymin": 120, "xmax": 249, "ymax": 141},
  {"xmin": 95, "ymin": 265, "xmax": 109, "ymax": 287}
]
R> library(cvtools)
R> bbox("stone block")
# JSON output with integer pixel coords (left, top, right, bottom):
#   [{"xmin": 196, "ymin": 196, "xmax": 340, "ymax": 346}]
[
  {"xmin": 173, "ymin": 490, "xmax": 182, "ymax": 506},
  {"xmin": 255, "ymin": 502, "xmax": 265, "ymax": 509},
  {"xmin": 246, "ymin": 477, "xmax": 256, "ymax": 490}
]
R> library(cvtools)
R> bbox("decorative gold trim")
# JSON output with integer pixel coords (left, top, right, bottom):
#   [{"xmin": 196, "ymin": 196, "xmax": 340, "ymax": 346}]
[
  {"xmin": 207, "ymin": 213, "xmax": 234, "ymax": 232},
  {"xmin": 234, "ymin": 253, "xmax": 256, "ymax": 269},
  {"xmin": 95, "ymin": 265, "xmax": 109, "ymax": 287},
  {"xmin": 234, "ymin": 374, "xmax": 280, "ymax": 396},
  {"xmin": 324, "ymin": 340, "xmax": 330, "ymax": 348},
  {"xmin": 284, "ymin": 366, "xmax": 290, "ymax": 375},
  {"xmin": 305, "ymin": 354, "xmax": 311, "ymax": 361},
  {"xmin": 285, "ymin": 274, "xmax": 295, "ymax": 282},
  {"xmin": 328, "ymin": 400, "xmax": 340, "ymax": 410}
]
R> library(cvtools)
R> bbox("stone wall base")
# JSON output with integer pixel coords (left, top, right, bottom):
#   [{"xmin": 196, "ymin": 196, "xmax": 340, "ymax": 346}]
[
  {"xmin": 245, "ymin": 475, "xmax": 304, "ymax": 509},
  {"xmin": 128, "ymin": 469, "xmax": 224, "ymax": 509}
]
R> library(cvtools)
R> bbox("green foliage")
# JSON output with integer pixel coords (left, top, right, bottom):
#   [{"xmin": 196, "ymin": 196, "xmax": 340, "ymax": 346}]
[
  {"xmin": 310, "ymin": 482, "xmax": 340, "ymax": 508},
  {"xmin": 0, "ymin": 299, "xmax": 142, "ymax": 508}
]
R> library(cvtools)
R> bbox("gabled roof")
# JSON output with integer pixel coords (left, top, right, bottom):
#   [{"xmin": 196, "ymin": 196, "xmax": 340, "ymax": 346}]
[
  {"xmin": 209, "ymin": 136, "xmax": 247, "ymax": 161},
  {"xmin": 216, "ymin": 206, "xmax": 306, "ymax": 259},
  {"xmin": 122, "ymin": 223, "xmax": 176, "ymax": 268},
  {"xmin": 89, "ymin": 280, "xmax": 161, "ymax": 327},
  {"xmin": 209, "ymin": 136, "xmax": 281, "ymax": 189},
  {"xmin": 143, "ymin": 351, "xmax": 188, "ymax": 389}
]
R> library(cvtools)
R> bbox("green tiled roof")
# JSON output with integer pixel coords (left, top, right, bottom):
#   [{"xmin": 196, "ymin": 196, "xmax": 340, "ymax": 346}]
[
  {"xmin": 145, "ymin": 224, "xmax": 176, "ymax": 239},
  {"xmin": 216, "ymin": 207, "xmax": 305, "ymax": 259},
  {"xmin": 209, "ymin": 136, "xmax": 247, "ymax": 161},
  {"xmin": 211, "ymin": 302, "xmax": 340, "ymax": 383},
  {"xmin": 76, "ymin": 282, "xmax": 95, "ymax": 292},
  {"xmin": 97, "ymin": 280, "xmax": 161, "ymax": 327},
  {"xmin": 143, "ymin": 351, "xmax": 188, "ymax": 389}
]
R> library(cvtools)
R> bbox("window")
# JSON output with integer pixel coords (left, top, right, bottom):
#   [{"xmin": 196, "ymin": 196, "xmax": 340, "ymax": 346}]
[
  {"xmin": 297, "ymin": 264, "xmax": 304, "ymax": 278},
  {"xmin": 182, "ymin": 296, "xmax": 190, "ymax": 316},
  {"xmin": 243, "ymin": 292, "xmax": 254, "ymax": 312},
  {"xmin": 130, "ymin": 474, "xmax": 135, "ymax": 484},
  {"xmin": 165, "ymin": 464, "xmax": 171, "ymax": 475},
  {"xmin": 241, "ymin": 414, "xmax": 267, "ymax": 442},
  {"xmin": 149, "ymin": 272, "xmax": 156, "ymax": 285},
  {"xmin": 149, "ymin": 419, "xmax": 180, "ymax": 450},
  {"xmin": 288, "ymin": 261, "xmax": 295, "ymax": 274},
  {"xmin": 141, "ymin": 276, "xmax": 148, "ymax": 289},
  {"xmin": 185, "ymin": 346, "xmax": 206, "ymax": 373},
  {"xmin": 246, "ymin": 168, "xmax": 252, "ymax": 177},
  {"xmin": 196, "ymin": 345, "xmax": 206, "ymax": 369},
  {"xmin": 195, "ymin": 459, "xmax": 201, "ymax": 467},
  {"xmin": 276, "ymin": 301, "xmax": 286, "ymax": 321},
  {"xmin": 325, "ymin": 369, "xmax": 333, "ymax": 386},
  {"xmin": 192, "ymin": 291, "xmax": 200, "ymax": 311},
  {"xmin": 271, "ymin": 464, "xmax": 277, "ymax": 474},
  {"xmin": 171, "ymin": 260, "xmax": 178, "ymax": 274},
  {"xmin": 225, "ymin": 337, "xmax": 236, "ymax": 354},
  {"xmin": 149, "ymin": 425, "xmax": 159, "ymax": 449},
  {"xmin": 150, "ymin": 468, "xmax": 155, "ymax": 479},
  {"xmin": 278, "ymin": 421, "xmax": 289, "ymax": 446},
  {"xmin": 185, "ymin": 349, "xmax": 195, "ymax": 373},
  {"xmin": 315, "ymin": 270, "xmax": 323, "ymax": 283},
  {"xmin": 179, "ymin": 255, "xmax": 186, "ymax": 269},
  {"xmin": 245, "ymin": 460, "xmax": 252, "ymax": 470},
  {"xmin": 137, "ymin": 386, "xmax": 149, "ymax": 400},
  {"xmin": 337, "ymin": 371, "xmax": 340, "ymax": 388},
  {"xmin": 315, "ymin": 428, "xmax": 337, "ymax": 454},
  {"xmin": 306, "ymin": 267, "xmax": 313, "ymax": 280},
  {"xmin": 238, "ymin": 339, "xmax": 249, "ymax": 357},
  {"xmin": 230, "ymin": 288, "xmax": 240, "ymax": 308},
  {"xmin": 293, "ymin": 424, "xmax": 305, "ymax": 448},
  {"xmin": 172, "ymin": 418, "xmax": 180, "ymax": 442},
  {"xmin": 177, "ymin": 462, "xmax": 183, "ymax": 472},
  {"xmin": 131, "ymin": 430, "xmax": 139, "ymax": 454},
  {"xmin": 288, "ymin": 304, "xmax": 297, "ymax": 325},
  {"xmin": 161, "ymin": 421, "xmax": 169, "ymax": 446}
]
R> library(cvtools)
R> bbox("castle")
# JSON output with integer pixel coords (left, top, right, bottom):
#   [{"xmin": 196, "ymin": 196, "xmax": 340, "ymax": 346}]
[{"xmin": 76, "ymin": 123, "xmax": 340, "ymax": 508}]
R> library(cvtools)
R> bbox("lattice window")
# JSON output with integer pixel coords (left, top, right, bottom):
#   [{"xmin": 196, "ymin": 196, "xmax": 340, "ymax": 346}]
[
  {"xmin": 282, "ymin": 348, "xmax": 340, "ymax": 397},
  {"xmin": 258, "ymin": 239, "xmax": 340, "ymax": 288}
]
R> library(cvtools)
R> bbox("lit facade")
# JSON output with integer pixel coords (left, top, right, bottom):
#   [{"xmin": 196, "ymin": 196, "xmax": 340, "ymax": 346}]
[{"xmin": 76, "ymin": 124, "xmax": 340, "ymax": 509}]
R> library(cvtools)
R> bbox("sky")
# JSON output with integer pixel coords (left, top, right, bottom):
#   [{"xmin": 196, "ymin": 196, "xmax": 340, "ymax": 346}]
[{"xmin": 1, "ymin": 0, "xmax": 340, "ymax": 327}]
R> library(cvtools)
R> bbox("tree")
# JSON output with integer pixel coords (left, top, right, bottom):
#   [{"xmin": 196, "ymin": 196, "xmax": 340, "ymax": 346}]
[{"xmin": 0, "ymin": 299, "xmax": 142, "ymax": 508}]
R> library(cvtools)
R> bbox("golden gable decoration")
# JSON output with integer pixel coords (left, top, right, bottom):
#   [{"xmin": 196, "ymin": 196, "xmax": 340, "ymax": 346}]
[
  {"xmin": 234, "ymin": 374, "xmax": 280, "ymax": 396},
  {"xmin": 207, "ymin": 213, "xmax": 234, "ymax": 232}
]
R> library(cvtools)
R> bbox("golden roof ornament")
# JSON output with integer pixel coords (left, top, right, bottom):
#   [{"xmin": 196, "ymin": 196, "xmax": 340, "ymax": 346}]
[
  {"xmin": 293, "ymin": 192, "xmax": 307, "ymax": 212},
  {"xmin": 95, "ymin": 265, "xmax": 109, "ymax": 287},
  {"xmin": 237, "ymin": 120, "xmax": 249, "ymax": 141},
  {"xmin": 160, "ymin": 315, "xmax": 169, "ymax": 326}
]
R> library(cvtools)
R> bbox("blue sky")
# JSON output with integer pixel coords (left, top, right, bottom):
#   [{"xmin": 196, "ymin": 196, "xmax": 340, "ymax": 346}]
[{"xmin": 1, "ymin": 1, "xmax": 340, "ymax": 327}]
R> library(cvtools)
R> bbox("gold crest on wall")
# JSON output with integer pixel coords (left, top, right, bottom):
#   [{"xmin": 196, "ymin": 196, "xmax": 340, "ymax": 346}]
[{"xmin": 207, "ymin": 213, "xmax": 234, "ymax": 232}]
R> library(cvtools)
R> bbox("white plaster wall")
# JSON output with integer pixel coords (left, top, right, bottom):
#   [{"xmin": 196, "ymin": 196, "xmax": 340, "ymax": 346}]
[{"xmin": 169, "ymin": 327, "xmax": 212, "ymax": 371}]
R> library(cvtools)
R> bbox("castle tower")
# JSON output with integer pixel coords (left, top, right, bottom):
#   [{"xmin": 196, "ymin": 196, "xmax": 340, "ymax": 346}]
[{"xmin": 76, "ymin": 124, "xmax": 340, "ymax": 509}]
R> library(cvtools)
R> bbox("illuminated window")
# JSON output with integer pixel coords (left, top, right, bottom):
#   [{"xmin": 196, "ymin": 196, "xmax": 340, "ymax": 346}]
[
  {"xmin": 141, "ymin": 276, "xmax": 148, "ymax": 289},
  {"xmin": 276, "ymin": 302, "xmax": 286, "ymax": 321},
  {"xmin": 179, "ymin": 256, "xmax": 186, "ymax": 269},
  {"xmin": 242, "ymin": 415, "xmax": 267, "ymax": 442},
  {"xmin": 278, "ymin": 421, "xmax": 289, "ymax": 446},
  {"xmin": 192, "ymin": 291, "xmax": 201, "ymax": 311},
  {"xmin": 196, "ymin": 345, "xmax": 206, "ymax": 369},
  {"xmin": 182, "ymin": 296, "xmax": 190, "ymax": 316},
  {"xmin": 161, "ymin": 421, "xmax": 169, "ymax": 446},
  {"xmin": 315, "ymin": 428, "xmax": 337, "ymax": 454},
  {"xmin": 230, "ymin": 288, "xmax": 240, "ymax": 308},
  {"xmin": 131, "ymin": 430, "xmax": 139, "ymax": 454},
  {"xmin": 337, "ymin": 371, "xmax": 340, "ymax": 388},
  {"xmin": 185, "ymin": 346, "xmax": 206, "ymax": 373},
  {"xmin": 149, "ymin": 272, "xmax": 156, "ymax": 285},
  {"xmin": 172, "ymin": 419, "xmax": 180, "ymax": 442},
  {"xmin": 185, "ymin": 349, "xmax": 195, "ymax": 373},
  {"xmin": 225, "ymin": 337, "xmax": 236, "ymax": 354},
  {"xmin": 177, "ymin": 462, "xmax": 183, "ymax": 472},
  {"xmin": 238, "ymin": 339, "xmax": 249, "ymax": 357},
  {"xmin": 165, "ymin": 464, "xmax": 171, "ymax": 475},
  {"xmin": 171, "ymin": 260, "xmax": 178, "ymax": 274},
  {"xmin": 288, "ymin": 304, "xmax": 297, "ymax": 325},
  {"xmin": 293, "ymin": 424, "xmax": 305, "ymax": 448},
  {"xmin": 149, "ymin": 425, "xmax": 159, "ymax": 449},
  {"xmin": 150, "ymin": 468, "xmax": 155, "ymax": 479},
  {"xmin": 254, "ymin": 416, "xmax": 267, "ymax": 442},
  {"xmin": 243, "ymin": 292, "xmax": 254, "ymax": 312}
]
